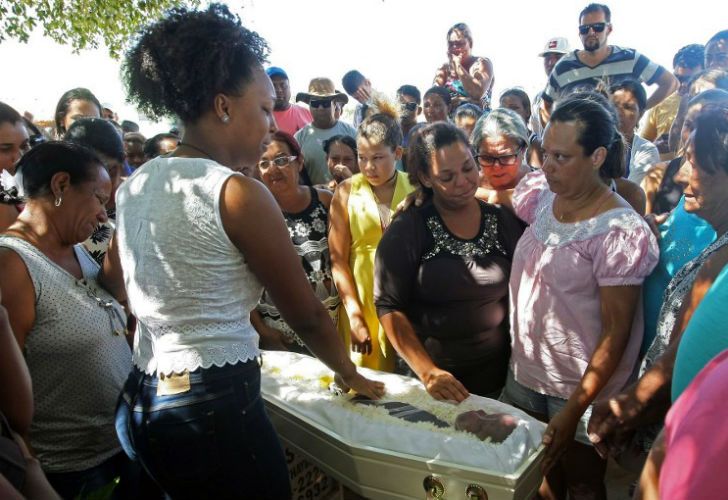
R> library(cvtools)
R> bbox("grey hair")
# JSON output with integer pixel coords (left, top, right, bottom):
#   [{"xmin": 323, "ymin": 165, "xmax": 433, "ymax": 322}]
[{"xmin": 470, "ymin": 107, "xmax": 530, "ymax": 151}]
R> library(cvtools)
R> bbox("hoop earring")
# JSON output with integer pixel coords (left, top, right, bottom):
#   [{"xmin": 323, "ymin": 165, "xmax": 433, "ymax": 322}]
[
  {"xmin": 54, "ymin": 195, "xmax": 63, "ymax": 207},
  {"xmin": 221, "ymin": 114, "xmax": 230, "ymax": 124}
]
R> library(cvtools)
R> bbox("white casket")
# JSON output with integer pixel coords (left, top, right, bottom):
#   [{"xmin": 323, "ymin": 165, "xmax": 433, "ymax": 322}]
[{"xmin": 261, "ymin": 351, "xmax": 546, "ymax": 500}]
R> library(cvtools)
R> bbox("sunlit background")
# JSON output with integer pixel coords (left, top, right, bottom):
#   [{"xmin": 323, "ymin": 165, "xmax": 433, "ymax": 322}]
[{"xmin": 1, "ymin": 0, "xmax": 723, "ymax": 135}]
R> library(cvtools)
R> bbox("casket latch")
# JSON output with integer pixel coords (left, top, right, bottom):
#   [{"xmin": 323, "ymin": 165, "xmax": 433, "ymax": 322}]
[
  {"xmin": 423, "ymin": 475, "xmax": 445, "ymax": 499},
  {"xmin": 466, "ymin": 483, "xmax": 488, "ymax": 499}
]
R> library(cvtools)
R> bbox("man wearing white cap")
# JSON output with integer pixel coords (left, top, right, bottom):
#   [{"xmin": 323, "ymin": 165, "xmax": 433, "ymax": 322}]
[
  {"xmin": 543, "ymin": 3, "xmax": 677, "ymax": 110},
  {"xmin": 531, "ymin": 37, "xmax": 570, "ymax": 138}
]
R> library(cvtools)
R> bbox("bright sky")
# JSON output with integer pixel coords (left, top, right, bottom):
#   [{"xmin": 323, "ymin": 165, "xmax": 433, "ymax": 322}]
[{"xmin": 0, "ymin": 0, "xmax": 724, "ymax": 136}]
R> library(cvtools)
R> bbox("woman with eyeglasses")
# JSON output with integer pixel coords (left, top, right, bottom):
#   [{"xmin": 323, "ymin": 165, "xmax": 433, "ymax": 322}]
[
  {"xmin": 374, "ymin": 121, "xmax": 523, "ymax": 401},
  {"xmin": 472, "ymin": 108, "xmax": 533, "ymax": 208},
  {"xmin": 252, "ymin": 131, "xmax": 339, "ymax": 353},
  {"xmin": 502, "ymin": 94, "xmax": 658, "ymax": 498},
  {"xmin": 433, "ymin": 23, "xmax": 494, "ymax": 110}
]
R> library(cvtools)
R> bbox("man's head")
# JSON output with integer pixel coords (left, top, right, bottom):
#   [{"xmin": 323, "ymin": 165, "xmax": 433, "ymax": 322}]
[
  {"xmin": 121, "ymin": 120, "xmax": 139, "ymax": 134},
  {"xmin": 397, "ymin": 85, "xmax": 422, "ymax": 126},
  {"xmin": 101, "ymin": 103, "xmax": 118, "ymax": 122},
  {"xmin": 539, "ymin": 37, "xmax": 571, "ymax": 77},
  {"xmin": 705, "ymin": 30, "xmax": 728, "ymax": 70},
  {"xmin": 578, "ymin": 3, "xmax": 612, "ymax": 53},
  {"xmin": 296, "ymin": 77, "xmax": 348, "ymax": 129},
  {"xmin": 124, "ymin": 132, "xmax": 146, "ymax": 169},
  {"xmin": 266, "ymin": 67, "xmax": 291, "ymax": 111},
  {"xmin": 342, "ymin": 70, "xmax": 372, "ymax": 105},
  {"xmin": 673, "ymin": 44, "xmax": 705, "ymax": 95}
]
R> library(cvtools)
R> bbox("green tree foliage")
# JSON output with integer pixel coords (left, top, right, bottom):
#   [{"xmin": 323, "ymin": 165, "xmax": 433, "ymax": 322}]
[{"xmin": 0, "ymin": 0, "xmax": 199, "ymax": 58}]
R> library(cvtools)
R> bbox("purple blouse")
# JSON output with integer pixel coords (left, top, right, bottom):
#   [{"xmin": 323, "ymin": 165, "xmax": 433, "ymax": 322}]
[{"xmin": 509, "ymin": 171, "xmax": 659, "ymax": 400}]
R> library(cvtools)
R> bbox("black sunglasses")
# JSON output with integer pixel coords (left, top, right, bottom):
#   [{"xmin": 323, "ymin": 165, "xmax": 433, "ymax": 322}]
[
  {"xmin": 309, "ymin": 99, "xmax": 333, "ymax": 109},
  {"xmin": 401, "ymin": 102, "xmax": 418, "ymax": 111},
  {"xmin": 579, "ymin": 22, "xmax": 607, "ymax": 35}
]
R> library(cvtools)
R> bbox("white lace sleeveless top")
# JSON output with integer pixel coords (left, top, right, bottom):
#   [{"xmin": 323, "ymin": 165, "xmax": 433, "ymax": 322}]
[{"xmin": 115, "ymin": 157, "xmax": 262, "ymax": 375}]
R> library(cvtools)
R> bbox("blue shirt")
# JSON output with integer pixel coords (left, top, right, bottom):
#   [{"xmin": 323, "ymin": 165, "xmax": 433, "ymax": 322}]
[{"xmin": 641, "ymin": 197, "xmax": 716, "ymax": 356}]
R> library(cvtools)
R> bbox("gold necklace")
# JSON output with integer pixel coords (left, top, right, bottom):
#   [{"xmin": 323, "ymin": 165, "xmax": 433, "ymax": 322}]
[{"xmin": 555, "ymin": 187, "xmax": 612, "ymax": 222}]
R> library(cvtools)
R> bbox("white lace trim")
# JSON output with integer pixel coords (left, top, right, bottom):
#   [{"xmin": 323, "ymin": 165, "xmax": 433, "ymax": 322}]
[
  {"xmin": 532, "ymin": 190, "xmax": 645, "ymax": 247},
  {"xmin": 133, "ymin": 320, "xmax": 260, "ymax": 376}
]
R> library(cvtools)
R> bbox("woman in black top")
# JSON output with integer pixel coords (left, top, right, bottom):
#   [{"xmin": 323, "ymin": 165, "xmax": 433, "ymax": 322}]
[
  {"xmin": 374, "ymin": 122, "xmax": 523, "ymax": 402},
  {"xmin": 252, "ymin": 131, "xmax": 340, "ymax": 352}
]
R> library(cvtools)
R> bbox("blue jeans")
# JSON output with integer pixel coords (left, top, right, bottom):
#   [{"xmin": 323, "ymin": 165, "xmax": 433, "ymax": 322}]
[
  {"xmin": 45, "ymin": 452, "xmax": 156, "ymax": 500},
  {"xmin": 115, "ymin": 361, "xmax": 291, "ymax": 500},
  {"xmin": 500, "ymin": 370, "xmax": 594, "ymax": 446}
]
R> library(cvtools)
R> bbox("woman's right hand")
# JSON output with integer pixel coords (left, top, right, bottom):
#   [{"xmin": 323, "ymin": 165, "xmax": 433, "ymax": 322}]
[
  {"xmin": 349, "ymin": 314, "xmax": 372, "ymax": 355},
  {"xmin": 335, "ymin": 371, "xmax": 385, "ymax": 400},
  {"xmin": 330, "ymin": 164, "xmax": 353, "ymax": 182},
  {"xmin": 423, "ymin": 367, "xmax": 469, "ymax": 403}
]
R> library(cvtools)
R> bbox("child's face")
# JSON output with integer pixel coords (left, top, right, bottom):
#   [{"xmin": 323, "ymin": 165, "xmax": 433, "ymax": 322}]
[{"xmin": 356, "ymin": 138, "xmax": 400, "ymax": 187}]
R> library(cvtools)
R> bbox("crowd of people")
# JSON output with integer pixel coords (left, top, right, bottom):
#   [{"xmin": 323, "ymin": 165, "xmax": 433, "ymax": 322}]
[{"xmin": 0, "ymin": 2, "xmax": 727, "ymax": 499}]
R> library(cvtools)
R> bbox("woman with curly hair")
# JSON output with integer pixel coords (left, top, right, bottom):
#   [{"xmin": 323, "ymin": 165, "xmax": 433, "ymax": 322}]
[{"xmin": 107, "ymin": 5, "xmax": 383, "ymax": 499}]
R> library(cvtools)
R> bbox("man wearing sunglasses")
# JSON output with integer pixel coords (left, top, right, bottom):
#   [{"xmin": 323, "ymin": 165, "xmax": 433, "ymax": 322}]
[
  {"xmin": 396, "ymin": 85, "xmax": 424, "ymax": 148},
  {"xmin": 294, "ymin": 78, "xmax": 356, "ymax": 186},
  {"xmin": 543, "ymin": 3, "xmax": 677, "ymax": 113},
  {"xmin": 640, "ymin": 45, "xmax": 704, "ymax": 157}
]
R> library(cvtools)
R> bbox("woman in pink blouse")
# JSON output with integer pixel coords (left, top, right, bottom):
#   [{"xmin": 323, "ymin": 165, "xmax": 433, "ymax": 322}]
[{"xmin": 502, "ymin": 94, "xmax": 659, "ymax": 499}]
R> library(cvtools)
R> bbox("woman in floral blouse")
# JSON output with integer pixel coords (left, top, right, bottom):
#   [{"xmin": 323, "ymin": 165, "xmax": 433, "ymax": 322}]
[{"xmin": 252, "ymin": 131, "xmax": 339, "ymax": 352}]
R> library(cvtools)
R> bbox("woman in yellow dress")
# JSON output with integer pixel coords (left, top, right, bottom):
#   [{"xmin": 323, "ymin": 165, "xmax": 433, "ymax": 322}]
[{"xmin": 329, "ymin": 105, "xmax": 415, "ymax": 371}]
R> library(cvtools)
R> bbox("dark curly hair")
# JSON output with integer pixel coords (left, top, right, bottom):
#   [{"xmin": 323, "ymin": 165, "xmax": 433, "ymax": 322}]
[{"xmin": 123, "ymin": 3, "xmax": 269, "ymax": 123}]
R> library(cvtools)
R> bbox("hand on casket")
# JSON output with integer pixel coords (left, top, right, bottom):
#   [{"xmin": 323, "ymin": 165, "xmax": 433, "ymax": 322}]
[
  {"xmin": 423, "ymin": 368, "xmax": 469, "ymax": 403},
  {"xmin": 454, "ymin": 409, "xmax": 518, "ymax": 443},
  {"xmin": 335, "ymin": 371, "xmax": 386, "ymax": 400}
]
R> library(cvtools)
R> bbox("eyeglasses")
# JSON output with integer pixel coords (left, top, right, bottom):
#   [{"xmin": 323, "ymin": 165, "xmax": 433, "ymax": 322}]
[
  {"xmin": 579, "ymin": 22, "xmax": 608, "ymax": 35},
  {"xmin": 401, "ymin": 102, "xmax": 418, "ymax": 111},
  {"xmin": 258, "ymin": 155, "xmax": 297, "ymax": 170},
  {"xmin": 309, "ymin": 99, "xmax": 333, "ymax": 109},
  {"xmin": 475, "ymin": 150, "xmax": 522, "ymax": 167}
]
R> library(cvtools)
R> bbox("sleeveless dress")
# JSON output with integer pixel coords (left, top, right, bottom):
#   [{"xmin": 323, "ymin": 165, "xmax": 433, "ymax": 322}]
[
  {"xmin": 258, "ymin": 188, "xmax": 339, "ymax": 351},
  {"xmin": 339, "ymin": 172, "xmax": 414, "ymax": 372},
  {"xmin": 0, "ymin": 236, "xmax": 130, "ymax": 473}
]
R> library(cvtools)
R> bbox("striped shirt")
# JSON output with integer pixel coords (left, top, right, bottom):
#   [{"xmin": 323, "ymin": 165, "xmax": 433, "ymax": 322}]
[{"xmin": 543, "ymin": 46, "xmax": 666, "ymax": 102}]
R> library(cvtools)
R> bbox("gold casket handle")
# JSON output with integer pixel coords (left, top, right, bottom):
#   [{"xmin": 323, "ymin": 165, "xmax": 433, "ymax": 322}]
[
  {"xmin": 423, "ymin": 475, "xmax": 445, "ymax": 499},
  {"xmin": 466, "ymin": 484, "xmax": 488, "ymax": 499}
]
